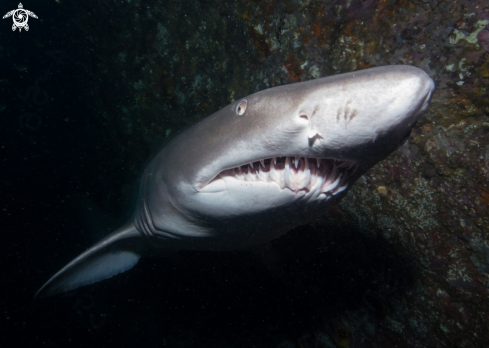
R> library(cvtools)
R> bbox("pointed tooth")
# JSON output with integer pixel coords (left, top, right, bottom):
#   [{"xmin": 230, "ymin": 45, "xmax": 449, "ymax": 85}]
[
  {"xmin": 296, "ymin": 158, "xmax": 310, "ymax": 191},
  {"xmin": 260, "ymin": 159, "xmax": 265, "ymax": 168},
  {"xmin": 322, "ymin": 174, "xmax": 342, "ymax": 193},
  {"xmin": 333, "ymin": 183, "xmax": 348, "ymax": 195},
  {"xmin": 249, "ymin": 162, "xmax": 254, "ymax": 169},
  {"xmin": 244, "ymin": 167, "xmax": 252, "ymax": 181},
  {"xmin": 321, "ymin": 162, "xmax": 336, "ymax": 187},
  {"xmin": 284, "ymin": 157, "xmax": 291, "ymax": 189},
  {"xmin": 269, "ymin": 157, "xmax": 278, "ymax": 184},
  {"xmin": 295, "ymin": 156, "xmax": 300, "ymax": 168},
  {"xmin": 309, "ymin": 161, "xmax": 318, "ymax": 189},
  {"xmin": 311, "ymin": 172, "xmax": 322, "ymax": 193},
  {"xmin": 304, "ymin": 158, "xmax": 310, "ymax": 188},
  {"xmin": 257, "ymin": 164, "xmax": 266, "ymax": 181},
  {"xmin": 316, "ymin": 158, "xmax": 320, "ymax": 168},
  {"xmin": 273, "ymin": 157, "xmax": 277, "ymax": 165}
]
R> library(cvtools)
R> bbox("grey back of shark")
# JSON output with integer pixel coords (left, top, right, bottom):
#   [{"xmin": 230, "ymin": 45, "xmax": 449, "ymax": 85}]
[{"xmin": 36, "ymin": 65, "xmax": 434, "ymax": 298}]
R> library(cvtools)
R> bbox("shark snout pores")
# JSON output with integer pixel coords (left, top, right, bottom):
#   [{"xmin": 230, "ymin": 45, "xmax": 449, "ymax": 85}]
[{"xmin": 336, "ymin": 100, "xmax": 359, "ymax": 129}]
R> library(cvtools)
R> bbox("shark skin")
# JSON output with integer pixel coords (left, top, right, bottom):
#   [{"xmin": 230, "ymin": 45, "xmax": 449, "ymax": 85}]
[{"xmin": 36, "ymin": 65, "xmax": 434, "ymax": 298}]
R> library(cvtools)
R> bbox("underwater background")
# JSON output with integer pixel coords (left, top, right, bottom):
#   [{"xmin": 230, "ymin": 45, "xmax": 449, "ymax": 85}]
[{"xmin": 1, "ymin": 0, "xmax": 489, "ymax": 347}]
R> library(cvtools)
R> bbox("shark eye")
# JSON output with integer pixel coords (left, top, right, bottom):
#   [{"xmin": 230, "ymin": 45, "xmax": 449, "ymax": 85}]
[{"xmin": 236, "ymin": 99, "xmax": 247, "ymax": 115}]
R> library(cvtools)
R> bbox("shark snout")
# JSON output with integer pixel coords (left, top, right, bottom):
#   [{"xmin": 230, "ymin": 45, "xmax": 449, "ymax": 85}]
[
  {"xmin": 417, "ymin": 72, "xmax": 435, "ymax": 113},
  {"xmin": 389, "ymin": 67, "xmax": 435, "ymax": 128},
  {"xmin": 296, "ymin": 66, "xmax": 434, "ymax": 164},
  {"xmin": 353, "ymin": 67, "xmax": 433, "ymax": 137}
]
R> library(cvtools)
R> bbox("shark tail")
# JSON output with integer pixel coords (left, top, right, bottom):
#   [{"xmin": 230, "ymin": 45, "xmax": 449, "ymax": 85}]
[{"xmin": 35, "ymin": 223, "xmax": 143, "ymax": 298}]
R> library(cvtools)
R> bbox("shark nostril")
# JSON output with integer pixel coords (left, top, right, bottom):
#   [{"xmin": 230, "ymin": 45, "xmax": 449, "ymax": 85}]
[{"xmin": 300, "ymin": 114, "xmax": 309, "ymax": 120}]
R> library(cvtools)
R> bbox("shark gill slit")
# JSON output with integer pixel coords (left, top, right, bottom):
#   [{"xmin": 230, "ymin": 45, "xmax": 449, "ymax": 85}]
[{"xmin": 136, "ymin": 197, "xmax": 177, "ymax": 240}]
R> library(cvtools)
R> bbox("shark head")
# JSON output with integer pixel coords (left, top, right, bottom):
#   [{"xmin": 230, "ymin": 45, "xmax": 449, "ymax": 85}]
[{"xmin": 146, "ymin": 65, "xmax": 434, "ymax": 248}]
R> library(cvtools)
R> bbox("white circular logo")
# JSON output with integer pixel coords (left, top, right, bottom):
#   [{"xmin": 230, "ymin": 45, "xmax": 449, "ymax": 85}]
[
  {"xmin": 2, "ymin": 3, "xmax": 38, "ymax": 32},
  {"xmin": 13, "ymin": 9, "xmax": 28, "ymax": 28}
]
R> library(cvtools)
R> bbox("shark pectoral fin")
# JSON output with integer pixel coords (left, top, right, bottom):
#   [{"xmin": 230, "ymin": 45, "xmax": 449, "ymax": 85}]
[{"xmin": 35, "ymin": 223, "xmax": 143, "ymax": 298}]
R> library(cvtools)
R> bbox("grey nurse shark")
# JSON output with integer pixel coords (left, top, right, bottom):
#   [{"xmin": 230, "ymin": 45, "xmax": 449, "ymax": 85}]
[{"xmin": 36, "ymin": 65, "xmax": 434, "ymax": 298}]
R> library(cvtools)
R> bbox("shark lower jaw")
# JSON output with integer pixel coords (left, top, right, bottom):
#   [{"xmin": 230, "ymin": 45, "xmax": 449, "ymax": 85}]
[{"xmin": 200, "ymin": 156, "xmax": 358, "ymax": 197}]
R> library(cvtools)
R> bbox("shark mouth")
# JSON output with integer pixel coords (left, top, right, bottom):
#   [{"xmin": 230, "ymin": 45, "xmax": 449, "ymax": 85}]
[{"xmin": 216, "ymin": 157, "xmax": 358, "ymax": 196}]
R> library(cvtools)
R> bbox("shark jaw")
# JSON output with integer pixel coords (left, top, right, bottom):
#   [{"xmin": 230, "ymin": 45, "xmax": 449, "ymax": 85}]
[{"xmin": 202, "ymin": 156, "xmax": 357, "ymax": 199}]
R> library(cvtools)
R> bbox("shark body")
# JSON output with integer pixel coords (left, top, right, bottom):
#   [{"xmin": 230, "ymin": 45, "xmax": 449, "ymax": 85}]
[{"xmin": 36, "ymin": 65, "xmax": 434, "ymax": 298}]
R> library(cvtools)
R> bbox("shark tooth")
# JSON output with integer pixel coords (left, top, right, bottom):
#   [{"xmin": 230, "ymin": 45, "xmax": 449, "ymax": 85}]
[{"xmin": 284, "ymin": 157, "xmax": 291, "ymax": 189}]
